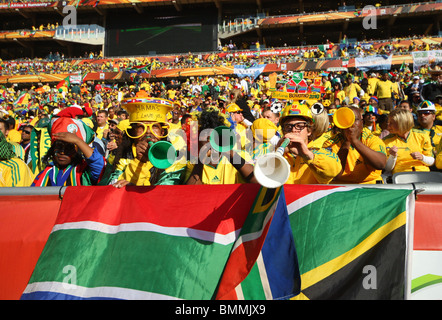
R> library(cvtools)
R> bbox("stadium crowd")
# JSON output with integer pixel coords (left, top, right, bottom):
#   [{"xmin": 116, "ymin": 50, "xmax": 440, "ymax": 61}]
[
  {"xmin": 1, "ymin": 36, "xmax": 441, "ymax": 76},
  {"xmin": 1, "ymin": 58, "xmax": 442, "ymax": 187}
]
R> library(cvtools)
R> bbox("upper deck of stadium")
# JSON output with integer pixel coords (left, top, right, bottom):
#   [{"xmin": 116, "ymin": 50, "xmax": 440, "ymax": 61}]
[{"xmin": 0, "ymin": 0, "xmax": 440, "ymax": 60}]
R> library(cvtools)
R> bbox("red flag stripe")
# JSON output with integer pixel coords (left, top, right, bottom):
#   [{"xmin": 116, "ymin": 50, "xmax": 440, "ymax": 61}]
[{"xmin": 56, "ymin": 185, "xmax": 261, "ymax": 235}]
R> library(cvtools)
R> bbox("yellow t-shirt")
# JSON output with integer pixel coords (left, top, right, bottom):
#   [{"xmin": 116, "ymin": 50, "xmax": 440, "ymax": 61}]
[
  {"xmin": 383, "ymin": 129, "xmax": 433, "ymax": 174},
  {"xmin": 186, "ymin": 157, "xmax": 246, "ymax": 185},
  {"xmin": 374, "ymin": 80, "xmax": 393, "ymax": 99},
  {"xmin": 0, "ymin": 157, "xmax": 33, "ymax": 187},
  {"xmin": 324, "ymin": 128, "xmax": 387, "ymax": 184},
  {"xmin": 285, "ymin": 140, "xmax": 342, "ymax": 185},
  {"xmin": 95, "ymin": 124, "xmax": 109, "ymax": 140},
  {"xmin": 344, "ymin": 83, "xmax": 362, "ymax": 103},
  {"xmin": 367, "ymin": 78, "xmax": 379, "ymax": 95},
  {"xmin": 414, "ymin": 125, "xmax": 442, "ymax": 153}
]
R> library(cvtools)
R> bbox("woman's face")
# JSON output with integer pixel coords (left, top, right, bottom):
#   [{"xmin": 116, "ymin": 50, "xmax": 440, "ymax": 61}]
[
  {"xmin": 387, "ymin": 118, "xmax": 400, "ymax": 135},
  {"xmin": 53, "ymin": 140, "xmax": 77, "ymax": 168}
]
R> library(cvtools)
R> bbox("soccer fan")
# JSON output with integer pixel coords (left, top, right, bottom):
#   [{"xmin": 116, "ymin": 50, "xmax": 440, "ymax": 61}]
[
  {"xmin": 278, "ymin": 103, "xmax": 342, "ymax": 184},
  {"xmin": 373, "ymin": 71, "xmax": 394, "ymax": 111},
  {"xmin": 31, "ymin": 117, "xmax": 106, "ymax": 187},
  {"xmin": 0, "ymin": 124, "xmax": 33, "ymax": 187},
  {"xmin": 324, "ymin": 106, "xmax": 387, "ymax": 184},
  {"xmin": 383, "ymin": 109, "xmax": 434, "ymax": 175},
  {"xmin": 185, "ymin": 107, "xmax": 257, "ymax": 185},
  {"xmin": 414, "ymin": 100, "xmax": 442, "ymax": 153},
  {"xmin": 113, "ymin": 97, "xmax": 187, "ymax": 187}
]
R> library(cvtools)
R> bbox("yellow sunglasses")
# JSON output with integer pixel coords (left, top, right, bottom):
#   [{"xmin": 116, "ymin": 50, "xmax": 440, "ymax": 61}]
[{"xmin": 125, "ymin": 122, "xmax": 170, "ymax": 139}]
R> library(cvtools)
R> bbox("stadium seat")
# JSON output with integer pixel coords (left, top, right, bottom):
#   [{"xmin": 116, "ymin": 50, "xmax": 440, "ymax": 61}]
[{"xmin": 392, "ymin": 172, "xmax": 442, "ymax": 184}]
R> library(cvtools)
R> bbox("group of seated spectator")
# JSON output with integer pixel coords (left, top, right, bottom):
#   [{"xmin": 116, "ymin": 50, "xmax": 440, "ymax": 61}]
[{"xmin": 1, "ymin": 62, "xmax": 441, "ymax": 188}]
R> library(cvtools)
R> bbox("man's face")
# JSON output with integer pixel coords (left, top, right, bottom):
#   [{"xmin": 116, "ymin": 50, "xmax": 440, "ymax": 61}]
[
  {"xmin": 96, "ymin": 112, "xmax": 108, "ymax": 126},
  {"xmin": 281, "ymin": 117, "xmax": 311, "ymax": 141},
  {"xmin": 263, "ymin": 110, "xmax": 279, "ymax": 126},
  {"xmin": 417, "ymin": 111, "xmax": 435, "ymax": 128},
  {"xmin": 398, "ymin": 103, "xmax": 411, "ymax": 111},
  {"xmin": 172, "ymin": 107, "xmax": 181, "ymax": 121},
  {"xmin": 363, "ymin": 112, "xmax": 377, "ymax": 126},
  {"xmin": 21, "ymin": 127, "xmax": 32, "ymax": 141}
]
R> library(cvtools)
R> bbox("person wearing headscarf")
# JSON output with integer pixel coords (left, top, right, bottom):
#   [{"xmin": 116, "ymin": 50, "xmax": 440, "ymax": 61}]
[{"xmin": 31, "ymin": 116, "xmax": 106, "ymax": 187}]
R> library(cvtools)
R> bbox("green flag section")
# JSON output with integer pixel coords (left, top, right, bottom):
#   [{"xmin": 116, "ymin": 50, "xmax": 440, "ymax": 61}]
[
  {"xmin": 284, "ymin": 185, "xmax": 413, "ymax": 300},
  {"xmin": 21, "ymin": 185, "xmax": 265, "ymax": 300}
]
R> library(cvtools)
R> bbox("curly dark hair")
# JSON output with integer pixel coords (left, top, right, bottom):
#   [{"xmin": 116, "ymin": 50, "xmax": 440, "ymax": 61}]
[{"xmin": 198, "ymin": 109, "xmax": 226, "ymax": 132}]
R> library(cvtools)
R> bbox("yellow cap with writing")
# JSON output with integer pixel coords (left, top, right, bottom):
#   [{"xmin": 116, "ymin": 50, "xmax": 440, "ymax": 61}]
[{"xmin": 121, "ymin": 97, "xmax": 173, "ymax": 123}]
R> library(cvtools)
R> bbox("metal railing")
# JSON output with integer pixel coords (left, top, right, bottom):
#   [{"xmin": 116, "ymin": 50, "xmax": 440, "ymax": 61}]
[{"xmin": 54, "ymin": 24, "xmax": 105, "ymax": 42}]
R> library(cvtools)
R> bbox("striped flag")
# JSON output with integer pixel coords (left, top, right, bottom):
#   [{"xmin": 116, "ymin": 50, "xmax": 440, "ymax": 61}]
[
  {"xmin": 21, "ymin": 184, "xmax": 296, "ymax": 300},
  {"xmin": 285, "ymin": 185, "xmax": 413, "ymax": 300},
  {"xmin": 215, "ymin": 187, "xmax": 300, "ymax": 300},
  {"xmin": 13, "ymin": 92, "xmax": 27, "ymax": 106}
]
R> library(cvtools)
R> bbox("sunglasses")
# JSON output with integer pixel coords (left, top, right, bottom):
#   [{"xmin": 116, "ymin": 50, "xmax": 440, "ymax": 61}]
[
  {"xmin": 126, "ymin": 122, "xmax": 170, "ymax": 139},
  {"xmin": 22, "ymin": 130, "xmax": 31, "ymax": 134},
  {"xmin": 282, "ymin": 122, "xmax": 310, "ymax": 132},
  {"xmin": 54, "ymin": 142, "xmax": 77, "ymax": 157}
]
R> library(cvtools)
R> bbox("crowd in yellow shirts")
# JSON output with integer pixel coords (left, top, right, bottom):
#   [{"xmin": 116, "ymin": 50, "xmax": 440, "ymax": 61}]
[{"xmin": 1, "ymin": 63, "xmax": 442, "ymax": 187}]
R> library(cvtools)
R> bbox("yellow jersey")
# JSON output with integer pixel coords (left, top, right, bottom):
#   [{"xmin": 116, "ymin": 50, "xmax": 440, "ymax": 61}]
[
  {"xmin": 374, "ymin": 80, "xmax": 394, "ymax": 99},
  {"xmin": 96, "ymin": 124, "xmax": 109, "ymax": 140},
  {"xmin": 414, "ymin": 125, "xmax": 442, "ymax": 153},
  {"xmin": 383, "ymin": 129, "xmax": 433, "ymax": 174},
  {"xmin": 285, "ymin": 140, "xmax": 342, "ymax": 184},
  {"xmin": 435, "ymin": 139, "xmax": 442, "ymax": 170},
  {"xmin": 0, "ymin": 157, "xmax": 33, "ymax": 187},
  {"xmin": 324, "ymin": 128, "xmax": 387, "ymax": 184},
  {"xmin": 344, "ymin": 83, "xmax": 362, "ymax": 103}
]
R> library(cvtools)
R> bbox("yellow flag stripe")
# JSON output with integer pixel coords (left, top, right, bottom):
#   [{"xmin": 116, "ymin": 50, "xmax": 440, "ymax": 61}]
[{"xmin": 300, "ymin": 211, "xmax": 406, "ymax": 291}]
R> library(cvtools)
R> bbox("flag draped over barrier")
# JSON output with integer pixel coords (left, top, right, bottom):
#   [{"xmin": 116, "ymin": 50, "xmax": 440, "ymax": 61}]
[
  {"xmin": 21, "ymin": 184, "xmax": 299, "ymax": 300},
  {"xmin": 285, "ymin": 185, "xmax": 413, "ymax": 300},
  {"xmin": 19, "ymin": 184, "xmax": 414, "ymax": 300}
]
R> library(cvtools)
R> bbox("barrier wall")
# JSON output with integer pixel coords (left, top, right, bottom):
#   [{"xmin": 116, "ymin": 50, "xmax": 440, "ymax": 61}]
[{"xmin": 0, "ymin": 183, "xmax": 441, "ymax": 300}]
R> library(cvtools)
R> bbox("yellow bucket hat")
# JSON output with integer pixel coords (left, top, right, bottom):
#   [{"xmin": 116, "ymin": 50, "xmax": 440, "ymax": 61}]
[
  {"xmin": 226, "ymin": 103, "xmax": 243, "ymax": 113},
  {"xmin": 121, "ymin": 97, "xmax": 173, "ymax": 123}
]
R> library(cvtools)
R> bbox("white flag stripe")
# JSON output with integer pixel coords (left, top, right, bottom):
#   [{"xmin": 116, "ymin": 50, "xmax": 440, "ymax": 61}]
[
  {"xmin": 23, "ymin": 281, "xmax": 181, "ymax": 300},
  {"xmin": 256, "ymin": 252, "xmax": 273, "ymax": 299},
  {"xmin": 230, "ymin": 199, "xmax": 279, "ymax": 252},
  {"xmin": 287, "ymin": 187, "xmax": 356, "ymax": 215},
  {"xmin": 51, "ymin": 221, "xmax": 241, "ymax": 246}
]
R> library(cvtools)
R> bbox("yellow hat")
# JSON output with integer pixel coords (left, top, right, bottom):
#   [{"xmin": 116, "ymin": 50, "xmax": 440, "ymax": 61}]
[
  {"xmin": 251, "ymin": 118, "xmax": 278, "ymax": 142},
  {"xmin": 226, "ymin": 103, "xmax": 242, "ymax": 113},
  {"xmin": 280, "ymin": 103, "xmax": 313, "ymax": 122},
  {"xmin": 121, "ymin": 97, "xmax": 173, "ymax": 123}
]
